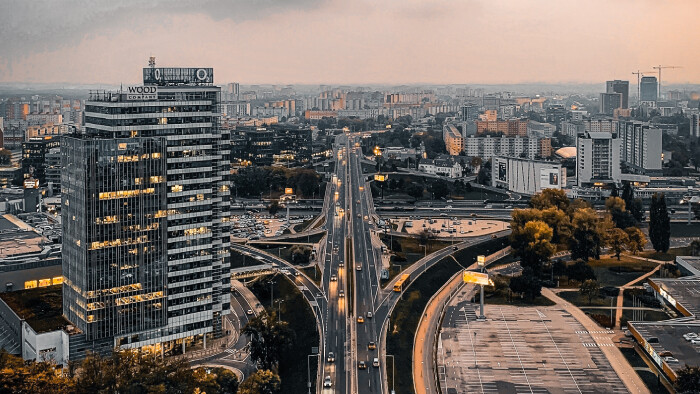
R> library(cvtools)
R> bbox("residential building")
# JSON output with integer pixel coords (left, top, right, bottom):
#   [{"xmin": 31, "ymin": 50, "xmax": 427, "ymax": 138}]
[
  {"xmin": 561, "ymin": 120, "xmax": 584, "ymax": 138},
  {"xmin": 576, "ymin": 131, "xmax": 621, "ymax": 186},
  {"xmin": 464, "ymin": 135, "xmax": 540, "ymax": 160},
  {"xmin": 61, "ymin": 66, "xmax": 231, "ymax": 357},
  {"xmin": 418, "ymin": 155, "xmax": 463, "ymax": 178},
  {"xmin": 459, "ymin": 104, "xmax": 479, "ymax": 121},
  {"xmin": 21, "ymin": 136, "xmax": 60, "ymax": 185},
  {"xmin": 599, "ymin": 92, "xmax": 622, "ymax": 115},
  {"xmin": 619, "ymin": 121, "xmax": 663, "ymax": 174},
  {"xmin": 689, "ymin": 113, "xmax": 700, "ymax": 138},
  {"xmin": 475, "ymin": 119, "xmax": 528, "ymax": 137},
  {"xmin": 606, "ymin": 80, "xmax": 629, "ymax": 109},
  {"xmin": 492, "ymin": 156, "xmax": 565, "ymax": 195},
  {"xmin": 538, "ymin": 138, "xmax": 552, "ymax": 158},
  {"xmin": 443, "ymin": 124, "xmax": 464, "ymax": 155},
  {"xmin": 527, "ymin": 121, "xmax": 556, "ymax": 138}
]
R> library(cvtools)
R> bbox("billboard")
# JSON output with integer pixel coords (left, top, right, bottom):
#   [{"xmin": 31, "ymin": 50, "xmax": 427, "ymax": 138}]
[
  {"xmin": 126, "ymin": 86, "xmax": 158, "ymax": 100},
  {"xmin": 463, "ymin": 270, "xmax": 493, "ymax": 286},
  {"xmin": 539, "ymin": 168, "xmax": 560, "ymax": 189},
  {"xmin": 285, "ymin": 188, "xmax": 294, "ymax": 195},
  {"xmin": 143, "ymin": 68, "xmax": 214, "ymax": 85},
  {"xmin": 498, "ymin": 161, "xmax": 507, "ymax": 181}
]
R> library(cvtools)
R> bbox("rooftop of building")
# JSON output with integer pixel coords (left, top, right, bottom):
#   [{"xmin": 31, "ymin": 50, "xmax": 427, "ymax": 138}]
[
  {"xmin": 0, "ymin": 214, "xmax": 52, "ymax": 259},
  {"xmin": 676, "ymin": 256, "xmax": 700, "ymax": 276},
  {"xmin": 629, "ymin": 319, "xmax": 700, "ymax": 376},
  {"xmin": 554, "ymin": 147, "xmax": 576, "ymax": 159},
  {"xmin": 649, "ymin": 277, "xmax": 700, "ymax": 317},
  {"xmin": 0, "ymin": 285, "xmax": 71, "ymax": 333}
]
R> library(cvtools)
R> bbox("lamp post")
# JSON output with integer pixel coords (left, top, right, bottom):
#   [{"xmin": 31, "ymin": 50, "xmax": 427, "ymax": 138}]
[
  {"xmin": 277, "ymin": 299, "xmax": 285, "ymax": 320},
  {"xmin": 477, "ymin": 255, "xmax": 486, "ymax": 320}
]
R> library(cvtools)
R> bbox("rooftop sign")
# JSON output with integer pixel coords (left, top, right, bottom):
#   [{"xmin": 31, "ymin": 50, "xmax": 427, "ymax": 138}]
[{"xmin": 143, "ymin": 68, "xmax": 214, "ymax": 85}]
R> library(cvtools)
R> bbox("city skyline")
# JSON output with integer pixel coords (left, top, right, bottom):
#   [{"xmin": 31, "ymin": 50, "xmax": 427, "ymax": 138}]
[{"xmin": 1, "ymin": 0, "xmax": 699, "ymax": 85}]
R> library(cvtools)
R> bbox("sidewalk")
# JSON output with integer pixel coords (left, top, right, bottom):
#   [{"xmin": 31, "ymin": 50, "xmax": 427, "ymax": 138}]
[
  {"xmin": 413, "ymin": 270, "xmax": 466, "ymax": 394},
  {"xmin": 541, "ymin": 287, "xmax": 650, "ymax": 394},
  {"xmin": 614, "ymin": 255, "xmax": 665, "ymax": 329}
]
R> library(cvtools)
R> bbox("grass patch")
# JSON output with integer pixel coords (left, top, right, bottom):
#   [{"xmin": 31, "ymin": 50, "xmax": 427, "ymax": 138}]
[
  {"xmin": 0, "ymin": 286, "xmax": 69, "ymax": 333},
  {"xmin": 558, "ymin": 290, "xmax": 616, "ymax": 308},
  {"xmin": 386, "ymin": 237, "xmax": 508, "ymax": 394},
  {"xmin": 639, "ymin": 246, "xmax": 692, "ymax": 261},
  {"xmin": 480, "ymin": 291, "xmax": 555, "ymax": 306},
  {"xmin": 619, "ymin": 347, "xmax": 670, "ymax": 394},
  {"xmin": 247, "ymin": 274, "xmax": 320, "ymax": 393},
  {"xmin": 585, "ymin": 256, "xmax": 658, "ymax": 287}
]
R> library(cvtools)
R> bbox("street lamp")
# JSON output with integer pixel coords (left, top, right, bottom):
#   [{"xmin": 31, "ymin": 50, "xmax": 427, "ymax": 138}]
[{"xmin": 277, "ymin": 299, "xmax": 285, "ymax": 319}]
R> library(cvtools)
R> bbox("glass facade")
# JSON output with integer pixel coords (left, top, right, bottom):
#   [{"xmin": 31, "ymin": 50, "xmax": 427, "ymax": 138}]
[{"xmin": 62, "ymin": 76, "xmax": 231, "ymax": 352}]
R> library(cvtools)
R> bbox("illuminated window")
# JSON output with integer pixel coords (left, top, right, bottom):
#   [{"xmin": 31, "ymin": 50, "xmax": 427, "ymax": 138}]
[
  {"xmin": 134, "ymin": 178, "xmax": 142, "ymax": 185},
  {"xmin": 118, "ymin": 143, "xmax": 127, "ymax": 150},
  {"xmin": 52, "ymin": 277, "xmax": 63, "ymax": 285},
  {"xmin": 151, "ymin": 153, "xmax": 161, "ymax": 159},
  {"xmin": 149, "ymin": 176, "xmax": 163, "ymax": 183},
  {"xmin": 158, "ymin": 117, "xmax": 168, "ymax": 125},
  {"xmin": 196, "ymin": 194, "xmax": 204, "ymax": 201},
  {"xmin": 39, "ymin": 278, "xmax": 52, "ymax": 287},
  {"xmin": 130, "ymin": 130, "xmax": 138, "ymax": 137},
  {"xmin": 24, "ymin": 280, "xmax": 38, "ymax": 289},
  {"xmin": 87, "ymin": 315, "xmax": 95, "ymax": 322},
  {"xmin": 171, "ymin": 185, "xmax": 183, "ymax": 193}
]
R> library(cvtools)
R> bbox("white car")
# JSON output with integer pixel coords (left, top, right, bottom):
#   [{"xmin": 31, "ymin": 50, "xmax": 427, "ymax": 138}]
[{"xmin": 323, "ymin": 376, "xmax": 332, "ymax": 388}]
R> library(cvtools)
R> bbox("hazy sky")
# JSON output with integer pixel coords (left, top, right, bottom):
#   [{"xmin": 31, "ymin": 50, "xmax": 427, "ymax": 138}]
[{"xmin": 0, "ymin": 0, "xmax": 698, "ymax": 85}]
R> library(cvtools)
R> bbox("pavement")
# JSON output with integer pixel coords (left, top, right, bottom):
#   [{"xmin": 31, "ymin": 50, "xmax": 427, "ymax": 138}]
[
  {"xmin": 541, "ymin": 287, "xmax": 650, "ymax": 394},
  {"xmin": 613, "ymin": 255, "xmax": 666, "ymax": 330},
  {"xmin": 398, "ymin": 217, "xmax": 510, "ymax": 238}
]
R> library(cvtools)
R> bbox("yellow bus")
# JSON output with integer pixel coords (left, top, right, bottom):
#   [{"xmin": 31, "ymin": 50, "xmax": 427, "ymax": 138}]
[{"xmin": 393, "ymin": 273, "xmax": 411, "ymax": 292}]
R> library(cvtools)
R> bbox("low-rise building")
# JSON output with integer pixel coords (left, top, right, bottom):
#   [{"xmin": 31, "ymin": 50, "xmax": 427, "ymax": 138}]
[
  {"xmin": 442, "ymin": 124, "xmax": 464, "ymax": 155},
  {"xmin": 418, "ymin": 155, "xmax": 464, "ymax": 178},
  {"xmin": 491, "ymin": 156, "xmax": 565, "ymax": 195}
]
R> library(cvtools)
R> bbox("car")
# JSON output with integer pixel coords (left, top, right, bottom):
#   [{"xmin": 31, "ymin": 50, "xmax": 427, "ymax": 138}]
[
  {"xmin": 440, "ymin": 213, "xmax": 447, "ymax": 217},
  {"xmin": 452, "ymin": 246, "xmax": 458, "ymax": 251},
  {"xmin": 364, "ymin": 215, "xmax": 368, "ymax": 220},
  {"xmin": 356, "ymin": 264, "xmax": 362, "ymax": 271},
  {"xmin": 246, "ymin": 309, "xmax": 253, "ymax": 315},
  {"xmin": 373, "ymin": 357, "xmax": 380, "ymax": 367},
  {"xmin": 491, "ymin": 234, "xmax": 497, "ymax": 239},
  {"xmin": 357, "ymin": 213, "xmax": 361, "ymax": 218},
  {"xmin": 357, "ymin": 316, "xmax": 364, "ymax": 323},
  {"xmin": 339, "ymin": 290, "xmax": 344, "ymax": 297},
  {"xmin": 367, "ymin": 311, "xmax": 373, "ymax": 318},
  {"xmin": 357, "ymin": 199, "xmax": 360, "ymax": 203},
  {"xmin": 330, "ymin": 274, "xmax": 337, "ymax": 281},
  {"xmin": 327, "ymin": 352, "xmax": 335, "ymax": 362},
  {"xmin": 339, "ymin": 262, "xmax": 344, "ymax": 267},
  {"xmin": 358, "ymin": 361, "xmax": 367, "ymax": 369},
  {"xmin": 323, "ymin": 376, "xmax": 332, "ymax": 388},
  {"xmin": 368, "ymin": 341, "xmax": 376, "ymax": 350},
  {"xmin": 294, "ymin": 271, "xmax": 300, "ymax": 276}
]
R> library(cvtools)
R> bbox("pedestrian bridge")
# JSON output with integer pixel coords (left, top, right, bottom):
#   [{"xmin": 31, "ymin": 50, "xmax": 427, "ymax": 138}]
[{"xmin": 230, "ymin": 264, "xmax": 278, "ymax": 280}]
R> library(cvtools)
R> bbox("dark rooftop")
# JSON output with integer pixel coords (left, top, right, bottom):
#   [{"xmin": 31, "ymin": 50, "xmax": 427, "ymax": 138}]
[
  {"xmin": 630, "ymin": 320, "xmax": 700, "ymax": 377},
  {"xmin": 0, "ymin": 285, "xmax": 69, "ymax": 333}
]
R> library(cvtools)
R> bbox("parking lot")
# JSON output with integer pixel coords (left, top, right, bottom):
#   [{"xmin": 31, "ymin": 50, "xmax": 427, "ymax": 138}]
[
  {"xmin": 438, "ymin": 301, "xmax": 628, "ymax": 394},
  {"xmin": 231, "ymin": 214, "xmax": 314, "ymax": 240},
  {"xmin": 398, "ymin": 217, "xmax": 509, "ymax": 238}
]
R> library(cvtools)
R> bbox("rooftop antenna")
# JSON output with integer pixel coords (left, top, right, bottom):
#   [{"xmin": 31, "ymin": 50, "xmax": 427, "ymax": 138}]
[{"xmin": 149, "ymin": 56, "xmax": 156, "ymax": 69}]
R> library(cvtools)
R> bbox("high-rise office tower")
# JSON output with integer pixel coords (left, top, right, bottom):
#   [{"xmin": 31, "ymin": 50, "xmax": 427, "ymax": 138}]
[
  {"xmin": 619, "ymin": 120, "xmax": 662, "ymax": 174},
  {"xmin": 62, "ymin": 66, "xmax": 231, "ymax": 355},
  {"xmin": 640, "ymin": 76, "xmax": 658, "ymax": 103},
  {"xmin": 606, "ymin": 80, "xmax": 629, "ymax": 109}
]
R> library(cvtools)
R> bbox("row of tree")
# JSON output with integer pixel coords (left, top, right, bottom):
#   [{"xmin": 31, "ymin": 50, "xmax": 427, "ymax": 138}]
[{"xmin": 232, "ymin": 166, "xmax": 322, "ymax": 199}]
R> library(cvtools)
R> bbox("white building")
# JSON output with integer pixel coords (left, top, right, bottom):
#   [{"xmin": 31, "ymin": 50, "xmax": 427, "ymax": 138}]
[
  {"xmin": 619, "ymin": 121, "xmax": 663, "ymax": 174},
  {"xmin": 418, "ymin": 155, "xmax": 463, "ymax": 178},
  {"xmin": 464, "ymin": 135, "xmax": 539, "ymax": 160},
  {"xmin": 492, "ymin": 156, "xmax": 565, "ymax": 195},
  {"xmin": 576, "ymin": 131, "xmax": 621, "ymax": 186},
  {"xmin": 561, "ymin": 121, "xmax": 584, "ymax": 138}
]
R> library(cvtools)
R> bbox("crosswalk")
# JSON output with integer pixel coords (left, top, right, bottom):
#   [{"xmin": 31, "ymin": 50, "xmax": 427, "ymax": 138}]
[{"xmin": 575, "ymin": 330, "xmax": 614, "ymax": 335}]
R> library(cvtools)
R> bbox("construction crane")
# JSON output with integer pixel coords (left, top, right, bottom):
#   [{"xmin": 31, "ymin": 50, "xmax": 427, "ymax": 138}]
[
  {"xmin": 652, "ymin": 65, "xmax": 683, "ymax": 100},
  {"xmin": 632, "ymin": 70, "xmax": 654, "ymax": 104}
]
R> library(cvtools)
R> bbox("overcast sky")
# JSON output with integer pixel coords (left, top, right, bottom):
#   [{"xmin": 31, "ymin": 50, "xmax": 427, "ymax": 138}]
[{"xmin": 0, "ymin": 0, "xmax": 698, "ymax": 85}]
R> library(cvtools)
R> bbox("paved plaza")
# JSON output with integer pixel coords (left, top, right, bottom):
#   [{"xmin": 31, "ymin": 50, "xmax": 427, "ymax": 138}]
[
  {"xmin": 399, "ymin": 218, "xmax": 509, "ymax": 238},
  {"xmin": 438, "ymin": 300, "xmax": 629, "ymax": 394}
]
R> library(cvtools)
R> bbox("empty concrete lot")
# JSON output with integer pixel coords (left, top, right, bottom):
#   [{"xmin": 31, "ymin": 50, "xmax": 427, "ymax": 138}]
[{"xmin": 438, "ymin": 302, "xmax": 628, "ymax": 394}]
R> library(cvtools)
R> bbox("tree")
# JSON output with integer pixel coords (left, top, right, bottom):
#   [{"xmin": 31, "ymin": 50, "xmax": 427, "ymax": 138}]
[
  {"xmin": 540, "ymin": 207, "xmax": 572, "ymax": 245},
  {"xmin": 649, "ymin": 193, "xmax": 671, "ymax": 252},
  {"xmin": 0, "ymin": 149, "xmax": 11, "ymax": 165},
  {"xmin": 607, "ymin": 228, "xmax": 629, "ymax": 260},
  {"xmin": 477, "ymin": 160, "xmax": 491, "ymax": 185},
  {"xmin": 418, "ymin": 229, "xmax": 436, "ymax": 248},
  {"xmin": 193, "ymin": 367, "xmax": 239, "ymax": 394},
  {"xmin": 691, "ymin": 240, "xmax": 700, "ymax": 256},
  {"xmin": 290, "ymin": 245, "xmax": 312, "ymax": 265},
  {"xmin": 509, "ymin": 270, "xmax": 542, "ymax": 300},
  {"xmin": 0, "ymin": 349, "xmax": 75, "ymax": 394},
  {"xmin": 605, "ymin": 196, "xmax": 626, "ymax": 212},
  {"xmin": 579, "ymin": 279, "xmax": 601, "ymax": 305},
  {"xmin": 406, "ymin": 183, "xmax": 424, "ymax": 201},
  {"xmin": 529, "ymin": 189, "xmax": 570, "ymax": 211},
  {"xmin": 510, "ymin": 220, "xmax": 555, "ymax": 274},
  {"xmin": 268, "ymin": 200, "xmax": 280, "ymax": 215},
  {"xmin": 429, "ymin": 179, "xmax": 450, "ymax": 200},
  {"xmin": 629, "ymin": 198, "xmax": 644, "ymax": 222},
  {"xmin": 610, "ymin": 183, "xmax": 619, "ymax": 197},
  {"xmin": 569, "ymin": 208, "xmax": 607, "ymax": 261},
  {"xmin": 625, "ymin": 227, "xmax": 646, "ymax": 254},
  {"xmin": 238, "ymin": 370, "xmax": 282, "ymax": 394},
  {"xmin": 242, "ymin": 309, "xmax": 295, "ymax": 370},
  {"xmin": 674, "ymin": 365, "xmax": 700, "ymax": 393},
  {"xmin": 605, "ymin": 196, "xmax": 636, "ymax": 228},
  {"xmin": 567, "ymin": 261, "xmax": 596, "ymax": 283}
]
